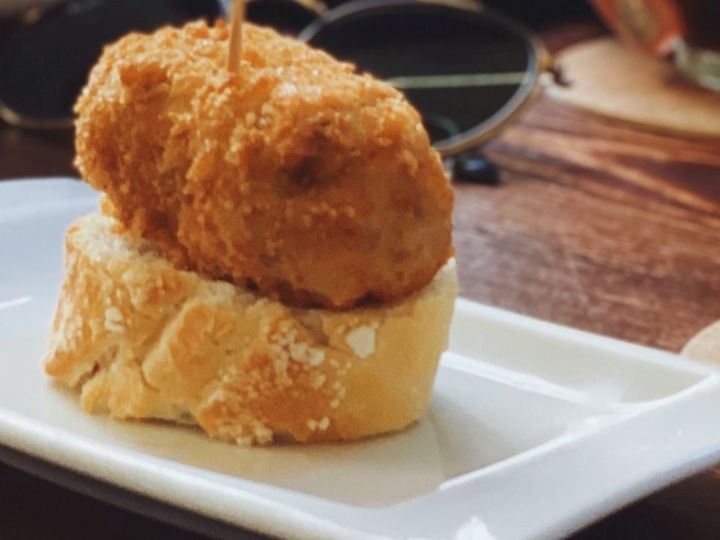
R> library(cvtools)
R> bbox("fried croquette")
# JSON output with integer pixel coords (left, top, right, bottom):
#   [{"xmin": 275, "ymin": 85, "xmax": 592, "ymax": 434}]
[{"xmin": 74, "ymin": 20, "xmax": 453, "ymax": 310}]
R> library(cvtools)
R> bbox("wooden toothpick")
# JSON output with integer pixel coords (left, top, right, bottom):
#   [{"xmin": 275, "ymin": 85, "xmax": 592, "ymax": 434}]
[{"xmin": 227, "ymin": 0, "xmax": 246, "ymax": 74}]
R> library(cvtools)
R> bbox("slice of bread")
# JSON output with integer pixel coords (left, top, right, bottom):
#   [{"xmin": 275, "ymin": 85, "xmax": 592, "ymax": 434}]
[{"xmin": 45, "ymin": 213, "xmax": 458, "ymax": 445}]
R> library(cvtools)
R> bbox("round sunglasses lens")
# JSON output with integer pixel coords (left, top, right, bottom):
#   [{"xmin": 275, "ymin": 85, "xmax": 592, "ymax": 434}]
[
  {"xmin": 246, "ymin": 0, "xmax": 318, "ymax": 34},
  {"xmin": 0, "ymin": 0, "xmax": 223, "ymax": 126},
  {"xmin": 303, "ymin": 1, "xmax": 536, "ymax": 151}
]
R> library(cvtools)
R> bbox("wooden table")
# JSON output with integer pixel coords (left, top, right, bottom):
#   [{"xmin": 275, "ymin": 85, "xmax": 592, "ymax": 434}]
[{"xmin": 4, "ymin": 22, "xmax": 720, "ymax": 540}]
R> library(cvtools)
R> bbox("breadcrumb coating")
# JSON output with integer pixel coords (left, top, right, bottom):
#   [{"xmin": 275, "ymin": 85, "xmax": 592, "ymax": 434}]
[{"xmin": 74, "ymin": 20, "xmax": 453, "ymax": 309}]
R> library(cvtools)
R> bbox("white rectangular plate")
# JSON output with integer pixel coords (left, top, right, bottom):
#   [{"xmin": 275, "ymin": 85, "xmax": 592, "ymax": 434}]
[{"xmin": 2, "ymin": 179, "xmax": 720, "ymax": 540}]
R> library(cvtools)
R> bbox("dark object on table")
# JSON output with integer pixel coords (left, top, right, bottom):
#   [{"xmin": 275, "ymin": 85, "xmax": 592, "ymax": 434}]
[{"xmin": 452, "ymin": 151, "xmax": 501, "ymax": 185}]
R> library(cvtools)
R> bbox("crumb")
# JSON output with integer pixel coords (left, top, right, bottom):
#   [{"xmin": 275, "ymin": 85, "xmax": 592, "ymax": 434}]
[{"xmin": 345, "ymin": 325, "xmax": 375, "ymax": 359}]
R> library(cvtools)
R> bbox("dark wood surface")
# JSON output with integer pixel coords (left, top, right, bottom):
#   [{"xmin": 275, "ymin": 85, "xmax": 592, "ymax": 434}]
[{"xmin": 3, "ymin": 19, "xmax": 720, "ymax": 540}]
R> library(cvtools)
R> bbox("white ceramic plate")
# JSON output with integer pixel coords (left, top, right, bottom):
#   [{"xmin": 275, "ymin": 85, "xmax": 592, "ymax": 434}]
[{"xmin": 3, "ymin": 178, "xmax": 720, "ymax": 540}]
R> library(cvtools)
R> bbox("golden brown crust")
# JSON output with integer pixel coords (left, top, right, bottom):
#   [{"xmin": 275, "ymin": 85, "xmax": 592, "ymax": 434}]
[
  {"xmin": 74, "ymin": 20, "xmax": 454, "ymax": 310},
  {"xmin": 45, "ymin": 213, "xmax": 458, "ymax": 445}
]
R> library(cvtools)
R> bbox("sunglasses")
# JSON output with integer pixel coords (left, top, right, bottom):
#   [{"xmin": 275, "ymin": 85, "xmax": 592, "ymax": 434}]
[{"xmin": 0, "ymin": 0, "xmax": 556, "ymax": 167}]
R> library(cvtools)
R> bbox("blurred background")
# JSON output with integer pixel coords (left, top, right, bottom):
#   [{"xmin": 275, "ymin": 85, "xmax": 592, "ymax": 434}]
[
  {"xmin": 0, "ymin": 0, "xmax": 664, "ymax": 180},
  {"xmin": 1, "ymin": 0, "xmax": 718, "ymax": 181}
]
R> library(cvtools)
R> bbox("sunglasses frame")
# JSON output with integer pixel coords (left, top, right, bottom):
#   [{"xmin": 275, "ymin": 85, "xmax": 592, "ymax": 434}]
[
  {"xmin": 1, "ymin": 0, "xmax": 554, "ymax": 157},
  {"xmin": 299, "ymin": 0, "xmax": 551, "ymax": 157}
]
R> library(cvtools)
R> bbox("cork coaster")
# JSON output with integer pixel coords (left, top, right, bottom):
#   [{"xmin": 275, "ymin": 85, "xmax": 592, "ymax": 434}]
[
  {"xmin": 683, "ymin": 321, "xmax": 720, "ymax": 364},
  {"xmin": 547, "ymin": 38, "xmax": 720, "ymax": 138}
]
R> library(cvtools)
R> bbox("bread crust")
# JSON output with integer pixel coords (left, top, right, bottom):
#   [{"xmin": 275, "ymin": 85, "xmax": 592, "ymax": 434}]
[{"xmin": 45, "ymin": 213, "xmax": 457, "ymax": 445}]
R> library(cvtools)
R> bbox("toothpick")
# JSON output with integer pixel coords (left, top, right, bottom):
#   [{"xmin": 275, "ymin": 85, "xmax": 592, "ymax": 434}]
[{"xmin": 227, "ymin": 0, "xmax": 246, "ymax": 74}]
